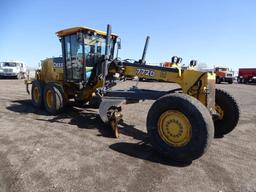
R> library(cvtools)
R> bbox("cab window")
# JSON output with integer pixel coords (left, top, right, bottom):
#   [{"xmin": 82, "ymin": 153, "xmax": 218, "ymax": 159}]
[
  {"xmin": 64, "ymin": 34, "xmax": 83, "ymax": 80},
  {"xmin": 84, "ymin": 35, "xmax": 106, "ymax": 67}
]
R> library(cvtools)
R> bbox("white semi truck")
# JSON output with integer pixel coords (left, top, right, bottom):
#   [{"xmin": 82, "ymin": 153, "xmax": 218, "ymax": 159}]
[{"xmin": 0, "ymin": 61, "xmax": 27, "ymax": 79}]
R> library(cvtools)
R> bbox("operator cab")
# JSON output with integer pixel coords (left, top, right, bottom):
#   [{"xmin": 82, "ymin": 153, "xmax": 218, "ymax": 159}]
[{"xmin": 56, "ymin": 27, "xmax": 118, "ymax": 83}]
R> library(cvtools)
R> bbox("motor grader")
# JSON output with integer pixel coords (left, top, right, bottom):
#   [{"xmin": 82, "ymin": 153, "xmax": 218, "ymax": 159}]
[{"xmin": 25, "ymin": 25, "xmax": 239, "ymax": 162}]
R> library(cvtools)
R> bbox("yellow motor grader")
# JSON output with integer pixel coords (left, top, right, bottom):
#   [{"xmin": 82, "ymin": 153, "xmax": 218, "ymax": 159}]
[{"xmin": 25, "ymin": 25, "xmax": 239, "ymax": 162}]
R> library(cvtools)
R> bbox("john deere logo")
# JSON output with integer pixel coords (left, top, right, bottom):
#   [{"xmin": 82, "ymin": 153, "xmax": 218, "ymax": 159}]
[{"xmin": 53, "ymin": 62, "xmax": 63, "ymax": 68}]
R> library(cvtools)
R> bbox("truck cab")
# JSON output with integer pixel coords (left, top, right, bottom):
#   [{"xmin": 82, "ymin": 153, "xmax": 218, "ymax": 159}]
[
  {"xmin": 214, "ymin": 67, "xmax": 233, "ymax": 84},
  {"xmin": 0, "ymin": 61, "xmax": 27, "ymax": 79}
]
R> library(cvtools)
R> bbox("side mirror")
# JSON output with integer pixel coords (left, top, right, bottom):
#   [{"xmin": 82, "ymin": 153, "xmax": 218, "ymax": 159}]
[
  {"xmin": 177, "ymin": 57, "xmax": 183, "ymax": 64},
  {"xmin": 171, "ymin": 56, "xmax": 178, "ymax": 64},
  {"xmin": 189, "ymin": 60, "xmax": 197, "ymax": 67},
  {"xmin": 117, "ymin": 38, "xmax": 121, "ymax": 49}
]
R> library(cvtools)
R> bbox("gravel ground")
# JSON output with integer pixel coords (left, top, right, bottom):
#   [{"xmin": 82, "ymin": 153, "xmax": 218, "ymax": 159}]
[{"xmin": 0, "ymin": 79, "xmax": 255, "ymax": 192}]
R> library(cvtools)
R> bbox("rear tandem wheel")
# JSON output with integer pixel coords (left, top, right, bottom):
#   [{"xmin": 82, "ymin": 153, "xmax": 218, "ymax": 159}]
[
  {"xmin": 31, "ymin": 80, "xmax": 44, "ymax": 108},
  {"xmin": 43, "ymin": 83, "xmax": 65, "ymax": 115}
]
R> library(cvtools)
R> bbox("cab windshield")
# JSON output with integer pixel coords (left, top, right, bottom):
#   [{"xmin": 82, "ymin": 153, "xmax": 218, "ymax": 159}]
[
  {"xmin": 83, "ymin": 34, "xmax": 107, "ymax": 67},
  {"xmin": 3, "ymin": 62, "xmax": 18, "ymax": 67},
  {"xmin": 63, "ymin": 32, "xmax": 115, "ymax": 81},
  {"xmin": 216, "ymin": 68, "xmax": 228, "ymax": 72}
]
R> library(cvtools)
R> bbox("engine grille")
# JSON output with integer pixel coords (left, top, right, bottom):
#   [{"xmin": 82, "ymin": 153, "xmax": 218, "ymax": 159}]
[{"xmin": 3, "ymin": 69, "xmax": 13, "ymax": 73}]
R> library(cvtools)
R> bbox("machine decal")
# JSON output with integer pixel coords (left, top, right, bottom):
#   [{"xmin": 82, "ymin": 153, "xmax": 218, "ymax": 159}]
[
  {"xmin": 136, "ymin": 68, "xmax": 155, "ymax": 77},
  {"xmin": 53, "ymin": 57, "xmax": 64, "ymax": 68},
  {"xmin": 53, "ymin": 62, "xmax": 63, "ymax": 68}
]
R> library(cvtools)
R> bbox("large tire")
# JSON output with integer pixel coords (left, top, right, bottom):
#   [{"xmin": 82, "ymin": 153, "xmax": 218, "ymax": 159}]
[
  {"xmin": 43, "ymin": 83, "xmax": 64, "ymax": 115},
  {"xmin": 89, "ymin": 95, "xmax": 102, "ymax": 108},
  {"xmin": 31, "ymin": 80, "xmax": 44, "ymax": 108},
  {"xmin": 228, "ymin": 79, "xmax": 233, "ymax": 84},
  {"xmin": 216, "ymin": 77, "xmax": 221, "ymax": 84},
  {"xmin": 146, "ymin": 93, "xmax": 214, "ymax": 162},
  {"xmin": 214, "ymin": 89, "xmax": 240, "ymax": 137}
]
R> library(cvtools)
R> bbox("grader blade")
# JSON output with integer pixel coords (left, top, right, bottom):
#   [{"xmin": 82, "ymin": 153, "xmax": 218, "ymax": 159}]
[{"xmin": 99, "ymin": 98, "xmax": 125, "ymax": 138}]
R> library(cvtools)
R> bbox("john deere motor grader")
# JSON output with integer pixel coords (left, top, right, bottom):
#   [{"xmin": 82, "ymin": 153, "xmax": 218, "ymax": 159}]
[{"xmin": 25, "ymin": 25, "xmax": 239, "ymax": 162}]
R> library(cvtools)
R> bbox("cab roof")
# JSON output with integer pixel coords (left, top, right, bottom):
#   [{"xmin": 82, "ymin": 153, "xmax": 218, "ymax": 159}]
[
  {"xmin": 56, "ymin": 26, "xmax": 118, "ymax": 38},
  {"xmin": 215, "ymin": 66, "xmax": 228, "ymax": 69}
]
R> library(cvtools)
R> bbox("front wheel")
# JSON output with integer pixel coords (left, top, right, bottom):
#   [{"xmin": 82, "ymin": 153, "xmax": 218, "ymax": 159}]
[
  {"xmin": 146, "ymin": 93, "xmax": 214, "ymax": 162},
  {"xmin": 216, "ymin": 77, "xmax": 221, "ymax": 84},
  {"xmin": 214, "ymin": 89, "xmax": 240, "ymax": 137}
]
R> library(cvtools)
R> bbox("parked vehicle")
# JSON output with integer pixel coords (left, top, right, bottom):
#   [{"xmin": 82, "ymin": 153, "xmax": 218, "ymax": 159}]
[
  {"xmin": 24, "ymin": 25, "xmax": 240, "ymax": 162},
  {"xmin": 0, "ymin": 61, "xmax": 27, "ymax": 79},
  {"xmin": 237, "ymin": 68, "xmax": 256, "ymax": 83},
  {"xmin": 214, "ymin": 67, "xmax": 234, "ymax": 84}
]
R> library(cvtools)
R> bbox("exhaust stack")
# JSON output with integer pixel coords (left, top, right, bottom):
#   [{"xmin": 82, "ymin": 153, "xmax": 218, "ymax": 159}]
[{"xmin": 140, "ymin": 36, "xmax": 150, "ymax": 65}]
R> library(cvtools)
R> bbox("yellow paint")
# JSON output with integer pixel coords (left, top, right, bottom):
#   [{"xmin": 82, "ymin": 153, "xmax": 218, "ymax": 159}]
[
  {"xmin": 207, "ymin": 72, "xmax": 216, "ymax": 80},
  {"xmin": 158, "ymin": 110, "xmax": 192, "ymax": 147},
  {"xmin": 24, "ymin": 80, "xmax": 32, "ymax": 84},
  {"xmin": 33, "ymin": 87, "xmax": 40, "ymax": 103},
  {"xmin": 46, "ymin": 89, "xmax": 54, "ymax": 108},
  {"xmin": 28, "ymin": 24, "xmax": 217, "ymax": 112},
  {"xmin": 124, "ymin": 65, "xmax": 180, "ymax": 82},
  {"xmin": 124, "ymin": 65, "xmax": 216, "ymax": 107},
  {"xmin": 40, "ymin": 59, "xmax": 64, "ymax": 82},
  {"xmin": 56, "ymin": 26, "xmax": 118, "ymax": 38},
  {"xmin": 79, "ymin": 79, "xmax": 104, "ymax": 101},
  {"xmin": 30, "ymin": 55, "xmax": 216, "ymax": 111}
]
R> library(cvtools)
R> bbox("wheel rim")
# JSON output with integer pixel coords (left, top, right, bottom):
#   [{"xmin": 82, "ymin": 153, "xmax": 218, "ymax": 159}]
[
  {"xmin": 215, "ymin": 105, "xmax": 224, "ymax": 120},
  {"xmin": 46, "ymin": 89, "xmax": 54, "ymax": 108},
  {"xmin": 33, "ymin": 87, "xmax": 40, "ymax": 103},
  {"xmin": 158, "ymin": 110, "xmax": 192, "ymax": 147}
]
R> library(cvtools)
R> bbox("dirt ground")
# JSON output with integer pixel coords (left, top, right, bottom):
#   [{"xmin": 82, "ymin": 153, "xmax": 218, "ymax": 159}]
[{"xmin": 0, "ymin": 79, "xmax": 255, "ymax": 192}]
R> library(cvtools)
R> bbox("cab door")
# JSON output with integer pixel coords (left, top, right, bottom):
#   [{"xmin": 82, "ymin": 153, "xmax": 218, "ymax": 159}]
[{"xmin": 62, "ymin": 34, "xmax": 85, "ymax": 82}]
